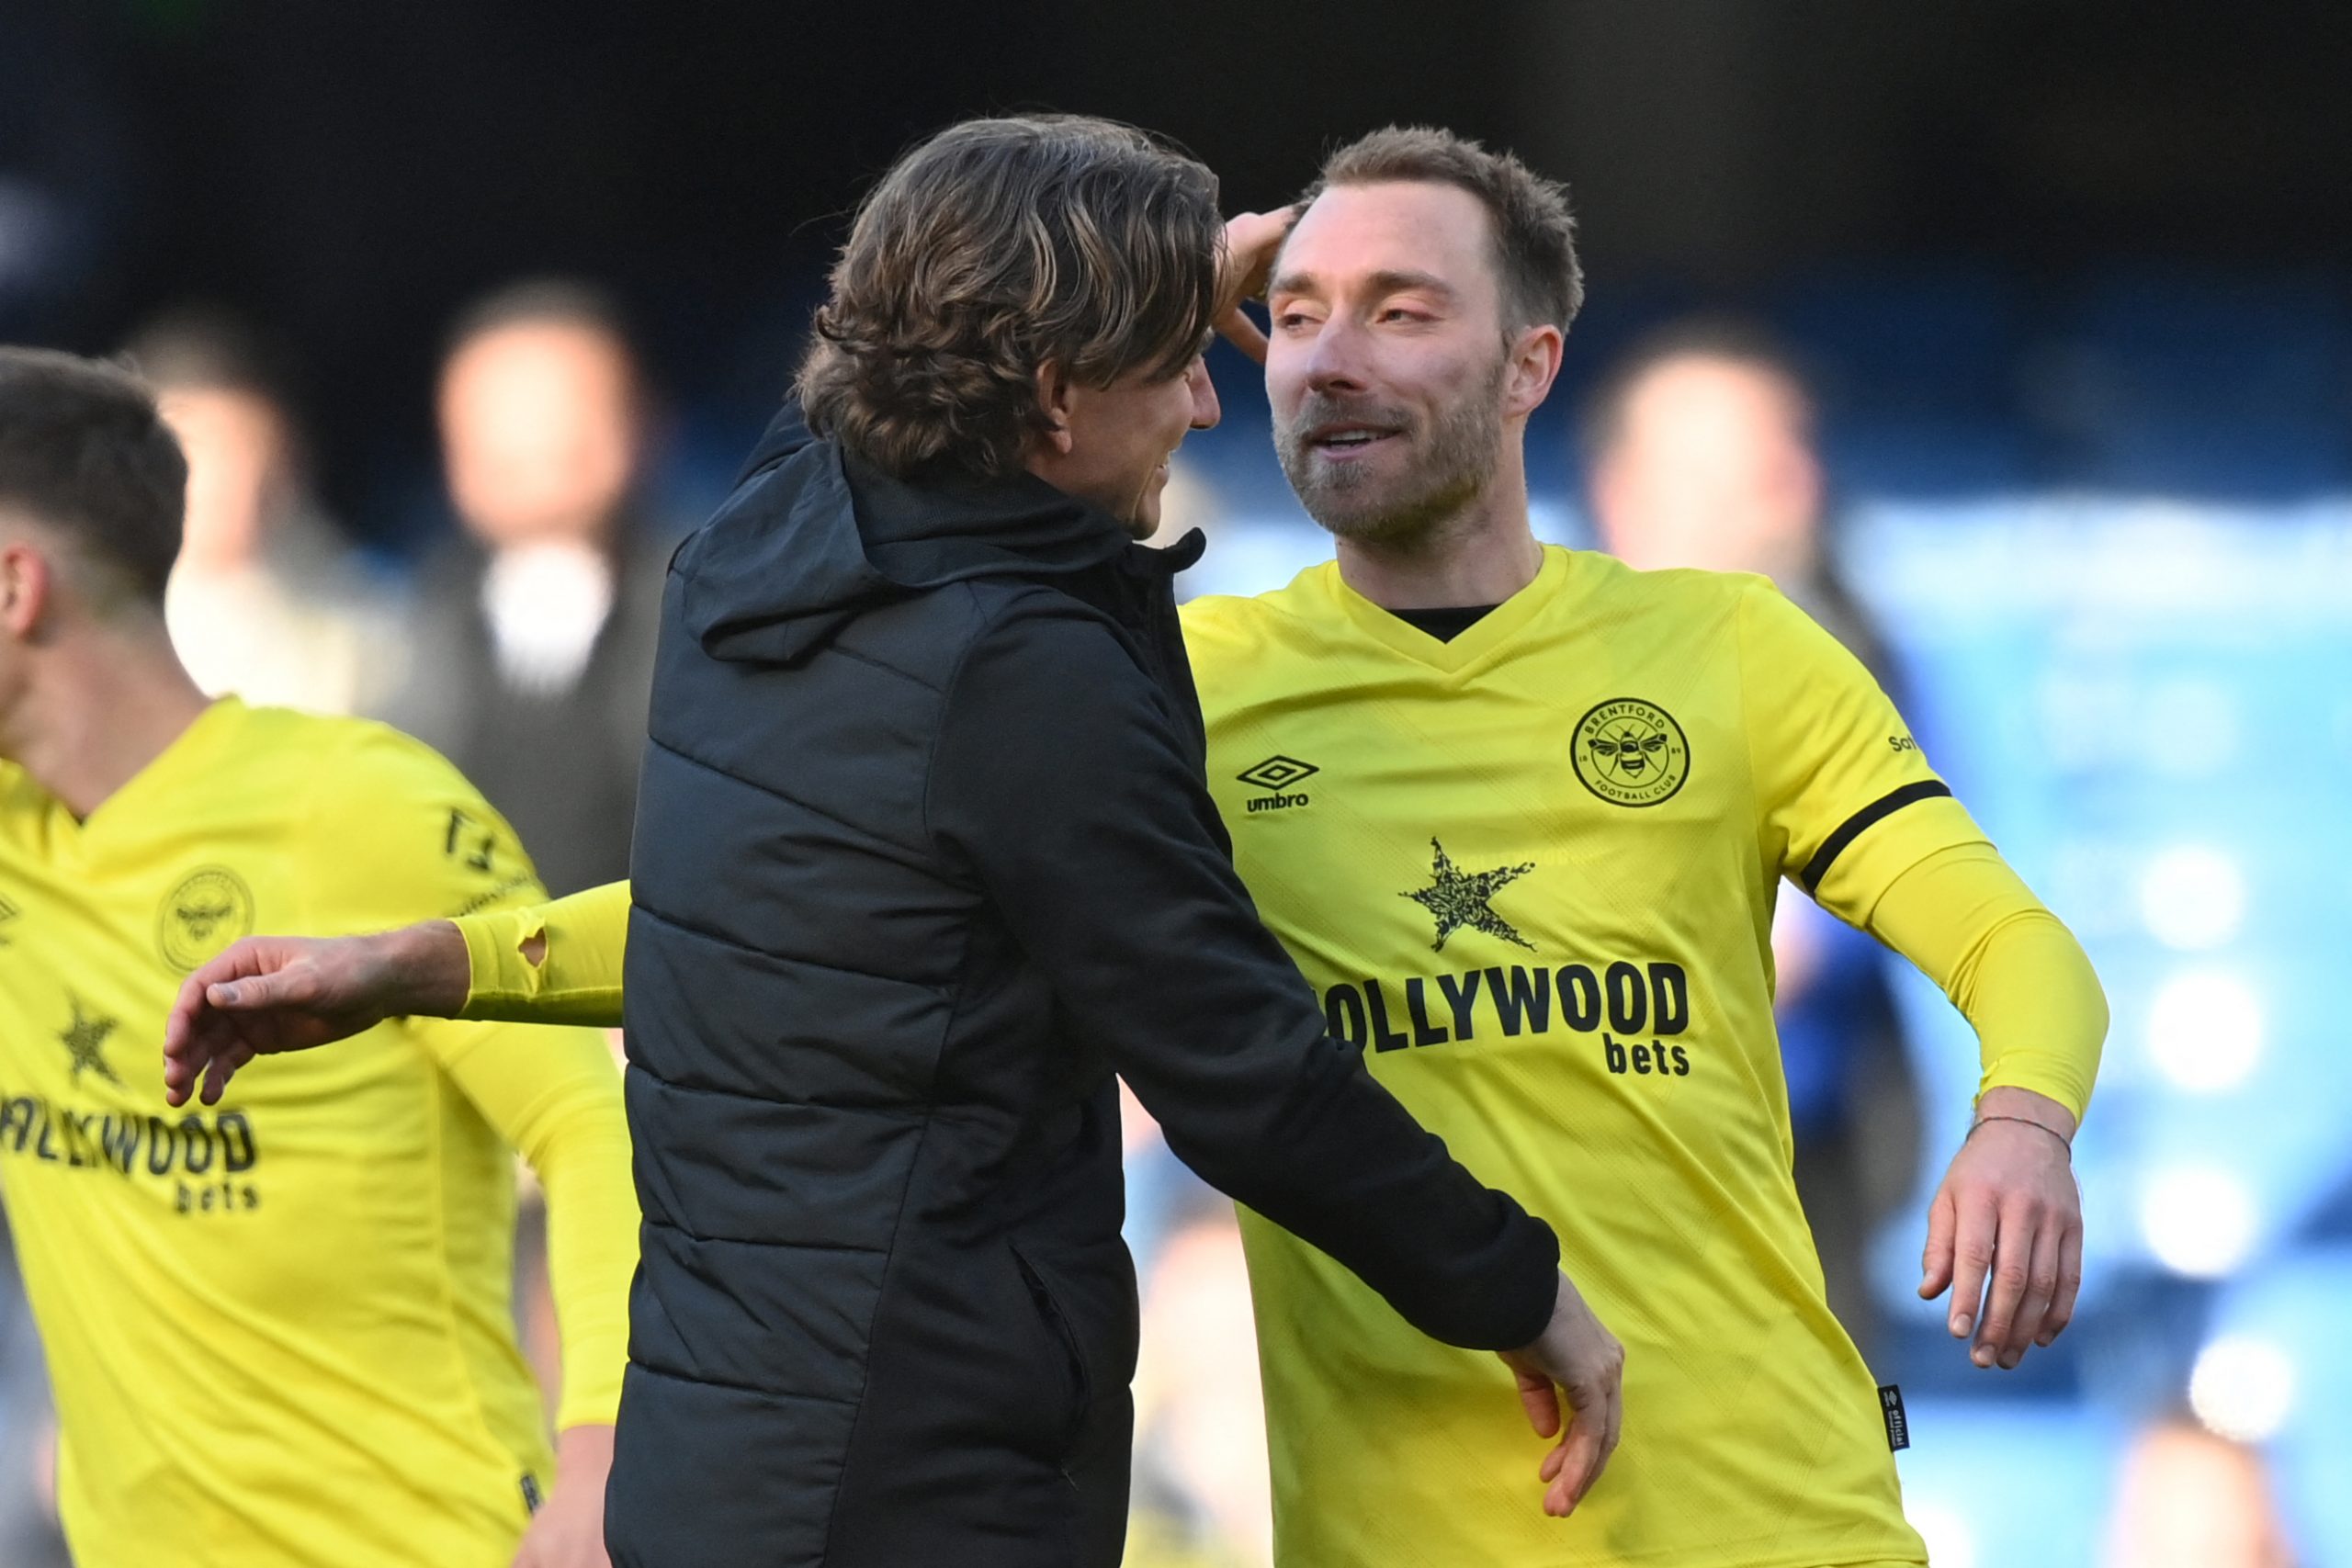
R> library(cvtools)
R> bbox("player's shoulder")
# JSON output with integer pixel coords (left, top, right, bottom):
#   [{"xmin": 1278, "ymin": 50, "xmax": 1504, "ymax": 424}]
[
  {"xmin": 1181, "ymin": 560, "xmax": 1340, "ymax": 664},
  {"xmin": 242, "ymin": 705, "xmax": 497, "ymax": 822},
  {"xmin": 1576, "ymin": 549, "xmax": 1770, "ymax": 625}
]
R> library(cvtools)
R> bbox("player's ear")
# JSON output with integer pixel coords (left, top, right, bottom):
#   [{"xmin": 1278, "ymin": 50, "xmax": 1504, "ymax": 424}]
[
  {"xmin": 1502, "ymin": 323, "xmax": 1564, "ymax": 420},
  {"xmin": 0, "ymin": 540, "xmax": 55, "ymax": 640}
]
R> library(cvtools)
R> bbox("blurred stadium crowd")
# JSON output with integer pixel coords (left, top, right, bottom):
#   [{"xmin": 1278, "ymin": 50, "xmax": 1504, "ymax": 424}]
[{"xmin": 0, "ymin": 254, "xmax": 2340, "ymax": 1566}]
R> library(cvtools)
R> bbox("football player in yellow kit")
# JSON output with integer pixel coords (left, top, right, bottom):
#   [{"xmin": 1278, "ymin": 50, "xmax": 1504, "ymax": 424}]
[
  {"xmin": 1174, "ymin": 129, "xmax": 2105, "ymax": 1566},
  {"xmin": 0, "ymin": 346, "xmax": 637, "ymax": 1567},
  {"xmin": 167, "ymin": 130, "xmax": 2107, "ymax": 1568}
]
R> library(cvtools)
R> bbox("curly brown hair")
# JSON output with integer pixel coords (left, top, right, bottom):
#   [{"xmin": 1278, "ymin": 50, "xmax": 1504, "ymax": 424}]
[{"xmin": 796, "ymin": 116, "xmax": 1222, "ymax": 483}]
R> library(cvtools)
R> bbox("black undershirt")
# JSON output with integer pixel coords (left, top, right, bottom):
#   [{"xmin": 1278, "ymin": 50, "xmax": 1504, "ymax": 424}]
[{"xmin": 1385, "ymin": 603, "xmax": 1499, "ymax": 643}]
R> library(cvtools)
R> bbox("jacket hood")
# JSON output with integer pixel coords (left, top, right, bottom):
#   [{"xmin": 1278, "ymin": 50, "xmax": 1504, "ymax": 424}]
[{"xmin": 676, "ymin": 407, "xmax": 1201, "ymax": 665}]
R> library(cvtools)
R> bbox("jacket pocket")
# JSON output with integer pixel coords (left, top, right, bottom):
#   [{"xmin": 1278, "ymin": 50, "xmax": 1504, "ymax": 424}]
[{"xmin": 1008, "ymin": 1241, "xmax": 1091, "ymax": 1452}]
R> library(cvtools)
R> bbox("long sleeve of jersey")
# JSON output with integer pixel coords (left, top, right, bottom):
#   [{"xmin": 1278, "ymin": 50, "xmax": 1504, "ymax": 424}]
[
  {"xmin": 293, "ymin": 726, "xmax": 639, "ymax": 1436},
  {"xmin": 457, "ymin": 880, "xmax": 633, "ymax": 1027},
  {"xmin": 418, "ymin": 1015, "xmax": 639, "ymax": 1430},
  {"xmin": 1865, "ymin": 840, "xmax": 2108, "ymax": 1122}
]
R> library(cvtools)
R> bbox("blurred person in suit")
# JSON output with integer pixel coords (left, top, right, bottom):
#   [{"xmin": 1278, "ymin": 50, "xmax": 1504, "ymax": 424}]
[
  {"xmin": 132, "ymin": 309, "xmax": 399, "ymax": 716},
  {"xmin": 385, "ymin": 280, "xmax": 666, "ymax": 897},
  {"xmin": 1582, "ymin": 316, "xmax": 1926, "ymax": 1355}
]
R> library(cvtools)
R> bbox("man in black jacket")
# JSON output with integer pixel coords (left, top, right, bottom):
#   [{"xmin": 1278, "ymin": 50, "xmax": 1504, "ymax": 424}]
[{"xmin": 164, "ymin": 116, "xmax": 1623, "ymax": 1567}]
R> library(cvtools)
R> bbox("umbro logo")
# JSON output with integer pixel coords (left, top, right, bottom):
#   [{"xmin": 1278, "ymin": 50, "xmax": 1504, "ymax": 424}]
[{"xmin": 1237, "ymin": 755, "xmax": 1317, "ymax": 814}]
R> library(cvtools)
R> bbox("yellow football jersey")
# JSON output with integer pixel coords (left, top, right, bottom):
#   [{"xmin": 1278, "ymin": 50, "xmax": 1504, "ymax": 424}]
[
  {"xmin": 0, "ymin": 698, "xmax": 629, "ymax": 1568},
  {"xmin": 1184, "ymin": 546, "xmax": 1978, "ymax": 1568}
]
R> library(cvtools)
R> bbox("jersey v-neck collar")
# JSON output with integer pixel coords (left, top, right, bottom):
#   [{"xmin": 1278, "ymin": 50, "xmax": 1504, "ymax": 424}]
[{"xmin": 1319, "ymin": 544, "xmax": 1577, "ymax": 673}]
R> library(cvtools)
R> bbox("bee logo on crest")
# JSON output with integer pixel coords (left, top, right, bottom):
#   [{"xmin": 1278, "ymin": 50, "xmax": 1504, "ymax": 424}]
[
  {"xmin": 1572, "ymin": 698, "xmax": 1690, "ymax": 808},
  {"xmin": 157, "ymin": 867, "xmax": 256, "ymax": 973}
]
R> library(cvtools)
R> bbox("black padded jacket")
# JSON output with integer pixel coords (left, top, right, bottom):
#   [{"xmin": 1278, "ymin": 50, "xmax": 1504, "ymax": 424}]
[{"xmin": 604, "ymin": 411, "xmax": 1561, "ymax": 1567}]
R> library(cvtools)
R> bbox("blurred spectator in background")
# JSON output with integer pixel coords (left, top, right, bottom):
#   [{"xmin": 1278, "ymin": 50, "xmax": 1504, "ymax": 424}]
[
  {"xmin": 384, "ymin": 279, "xmax": 666, "ymax": 897},
  {"xmin": 2102, "ymin": 1416, "xmax": 2296, "ymax": 1568},
  {"xmin": 128, "ymin": 308, "xmax": 399, "ymax": 716},
  {"xmin": 1582, "ymin": 316, "xmax": 1923, "ymax": 1356}
]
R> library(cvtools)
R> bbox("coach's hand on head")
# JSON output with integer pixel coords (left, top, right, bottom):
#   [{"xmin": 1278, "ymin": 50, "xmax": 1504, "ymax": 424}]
[
  {"xmin": 1918, "ymin": 1085, "xmax": 2084, "ymax": 1371},
  {"xmin": 162, "ymin": 921, "xmax": 473, "ymax": 1105},
  {"xmin": 1498, "ymin": 1270, "xmax": 1625, "ymax": 1517},
  {"xmin": 1213, "ymin": 207, "xmax": 1296, "ymax": 365}
]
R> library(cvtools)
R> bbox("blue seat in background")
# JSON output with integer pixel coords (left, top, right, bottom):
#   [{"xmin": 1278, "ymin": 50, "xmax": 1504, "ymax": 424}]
[
  {"xmin": 2044, "ymin": 269, "xmax": 2352, "ymax": 496},
  {"xmin": 1770, "ymin": 266, "xmax": 2024, "ymax": 419},
  {"xmin": 1893, "ymin": 1399, "xmax": 2120, "ymax": 1568}
]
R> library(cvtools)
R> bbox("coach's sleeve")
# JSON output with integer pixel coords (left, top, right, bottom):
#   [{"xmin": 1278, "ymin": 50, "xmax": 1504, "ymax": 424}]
[
  {"xmin": 1737, "ymin": 579, "xmax": 1988, "ymax": 927},
  {"xmin": 928, "ymin": 605, "xmax": 1559, "ymax": 1352}
]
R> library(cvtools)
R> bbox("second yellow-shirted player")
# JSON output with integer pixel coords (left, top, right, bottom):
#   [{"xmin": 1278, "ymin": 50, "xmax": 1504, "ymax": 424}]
[{"xmin": 0, "ymin": 348, "xmax": 636, "ymax": 1568}]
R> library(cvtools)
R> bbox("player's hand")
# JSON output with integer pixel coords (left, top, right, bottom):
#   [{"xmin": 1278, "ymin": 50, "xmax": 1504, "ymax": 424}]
[
  {"xmin": 1918, "ymin": 1086, "xmax": 2083, "ymax": 1371},
  {"xmin": 513, "ymin": 1423, "xmax": 614, "ymax": 1568},
  {"xmin": 1214, "ymin": 207, "xmax": 1297, "ymax": 364},
  {"xmin": 1497, "ymin": 1269, "xmax": 1624, "ymax": 1517},
  {"xmin": 162, "ymin": 920, "xmax": 471, "ymax": 1107}
]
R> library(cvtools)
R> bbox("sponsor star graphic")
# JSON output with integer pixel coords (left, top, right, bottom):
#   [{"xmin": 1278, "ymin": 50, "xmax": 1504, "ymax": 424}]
[
  {"xmin": 1401, "ymin": 838, "xmax": 1535, "ymax": 953},
  {"xmin": 58, "ymin": 997, "xmax": 122, "ymax": 1086}
]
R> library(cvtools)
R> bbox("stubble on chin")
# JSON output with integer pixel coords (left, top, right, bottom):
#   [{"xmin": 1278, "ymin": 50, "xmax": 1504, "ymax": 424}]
[{"xmin": 1277, "ymin": 391, "xmax": 1501, "ymax": 547}]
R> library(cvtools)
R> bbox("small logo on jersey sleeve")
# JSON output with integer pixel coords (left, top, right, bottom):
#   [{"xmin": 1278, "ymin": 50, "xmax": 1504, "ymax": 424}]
[
  {"xmin": 1400, "ymin": 837, "xmax": 1535, "ymax": 953},
  {"xmin": 1573, "ymin": 698, "xmax": 1690, "ymax": 808},
  {"xmin": 1236, "ymin": 754, "xmax": 1318, "ymax": 814},
  {"xmin": 156, "ymin": 867, "xmax": 255, "ymax": 973}
]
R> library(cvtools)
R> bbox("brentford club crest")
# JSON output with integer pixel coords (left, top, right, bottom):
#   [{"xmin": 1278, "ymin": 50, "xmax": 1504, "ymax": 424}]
[{"xmin": 1572, "ymin": 697, "xmax": 1690, "ymax": 808}]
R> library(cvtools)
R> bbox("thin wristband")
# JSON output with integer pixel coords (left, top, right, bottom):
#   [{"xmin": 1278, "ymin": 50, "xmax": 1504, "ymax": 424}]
[{"xmin": 1969, "ymin": 1113, "xmax": 2072, "ymax": 1154}]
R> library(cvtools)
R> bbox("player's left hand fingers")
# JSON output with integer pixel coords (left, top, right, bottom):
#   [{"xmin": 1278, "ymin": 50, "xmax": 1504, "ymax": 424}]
[
  {"xmin": 1971, "ymin": 1198, "xmax": 2038, "ymax": 1368},
  {"xmin": 2040, "ymin": 1219, "xmax": 2086, "ymax": 1347},
  {"xmin": 1945, "ymin": 1189, "xmax": 1996, "ymax": 1345},
  {"xmin": 1996, "ymin": 1213, "xmax": 2063, "ymax": 1368},
  {"xmin": 1917, "ymin": 1184, "xmax": 1958, "ymax": 1301}
]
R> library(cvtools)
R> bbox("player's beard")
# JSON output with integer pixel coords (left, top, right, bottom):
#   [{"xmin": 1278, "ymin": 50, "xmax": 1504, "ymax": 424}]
[{"xmin": 1275, "ymin": 356, "xmax": 1506, "ymax": 547}]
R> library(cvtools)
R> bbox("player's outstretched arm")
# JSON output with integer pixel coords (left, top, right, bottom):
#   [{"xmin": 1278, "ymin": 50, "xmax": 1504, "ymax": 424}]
[
  {"xmin": 162, "ymin": 921, "xmax": 470, "ymax": 1106},
  {"xmin": 1498, "ymin": 1270, "xmax": 1626, "ymax": 1517}
]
